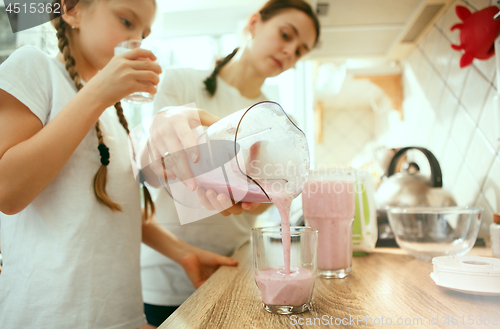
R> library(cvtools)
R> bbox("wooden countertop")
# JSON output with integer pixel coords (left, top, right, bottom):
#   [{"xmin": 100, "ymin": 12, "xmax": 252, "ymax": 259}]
[{"xmin": 159, "ymin": 245, "xmax": 500, "ymax": 329}]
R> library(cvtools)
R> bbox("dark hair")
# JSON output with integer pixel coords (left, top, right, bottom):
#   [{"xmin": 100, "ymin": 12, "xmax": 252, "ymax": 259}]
[
  {"xmin": 203, "ymin": 0, "xmax": 320, "ymax": 96},
  {"xmin": 50, "ymin": 0, "xmax": 155, "ymax": 219}
]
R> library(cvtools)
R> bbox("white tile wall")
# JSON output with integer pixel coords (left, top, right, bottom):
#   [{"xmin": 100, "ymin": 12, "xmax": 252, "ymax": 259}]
[
  {"xmin": 434, "ymin": 33, "xmax": 454, "ymax": 78},
  {"xmin": 478, "ymin": 87, "xmax": 500, "ymax": 150},
  {"xmin": 438, "ymin": 0, "xmax": 463, "ymax": 43},
  {"xmin": 454, "ymin": 163, "xmax": 480, "ymax": 205},
  {"xmin": 407, "ymin": 47, "xmax": 423, "ymax": 72},
  {"xmin": 440, "ymin": 139, "xmax": 464, "ymax": 190},
  {"xmin": 426, "ymin": 70, "xmax": 446, "ymax": 110},
  {"xmin": 475, "ymin": 193, "xmax": 495, "ymax": 244},
  {"xmin": 315, "ymin": 106, "xmax": 379, "ymax": 165},
  {"xmin": 484, "ymin": 156, "xmax": 500, "ymax": 213},
  {"xmin": 402, "ymin": 0, "xmax": 500, "ymax": 239},
  {"xmin": 466, "ymin": 0, "xmax": 494, "ymax": 10},
  {"xmin": 464, "ymin": 128, "xmax": 496, "ymax": 184},
  {"xmin": 475, "ymin": 55, "xmax": 496, "ymax": 82},
  {"xmin": 416, "ymin": 52, "xmax": 434, "ymax": 88},
  {"xmin": 436, "ymin": 87, "xmax": 459, "ymax": 132},
  {"xmin": 461, "ymin": 67, "xmax": 491, "ymax": 121},
  {"xmin": 429, "ymin": 118, "xmax": 451, "ymax": 160},
  {"xmin": 446, "ymin": 50, "xmax": 471, "ymax": 98},
  {"xmin": 417, "ymin": 105, "xmax": 438, "ymax": 146},
  {"xmin": 449, "ymin": 105, "xmax": 475, "ymax": 156},
  {"xmin": 422, "ymin": 27, "xmax": 441, "ymax": 62}
]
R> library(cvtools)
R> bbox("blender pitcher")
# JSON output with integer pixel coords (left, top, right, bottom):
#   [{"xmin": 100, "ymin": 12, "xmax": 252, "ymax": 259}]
[{"xmin": 158, "ymin": 101, "xmax": 310, "ymax": 212}]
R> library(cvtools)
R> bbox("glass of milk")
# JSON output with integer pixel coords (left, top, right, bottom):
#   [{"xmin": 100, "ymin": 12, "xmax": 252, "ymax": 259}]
[{"xmin": 114, "ymin": 40, "xmax": 157, "ymax": 104}]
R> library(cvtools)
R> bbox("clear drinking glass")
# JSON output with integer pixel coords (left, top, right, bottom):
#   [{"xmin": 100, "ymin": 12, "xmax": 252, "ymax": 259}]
[
  {"xmin": 114, "ymin": 40, "xmax": 157, "ymax": 104},
  {"xmin": 252, "ymin": 226, "xmax": 318, "ymax": 315},
  {"xmin": 302, "ymin": 168, "xmax": 356, "ymax": 278}
]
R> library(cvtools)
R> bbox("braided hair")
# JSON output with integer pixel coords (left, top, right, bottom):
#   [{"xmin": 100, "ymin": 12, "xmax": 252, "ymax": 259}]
[
  {"xmin": 50, "ymin": 1, "xmax": 155, "ymax": 218},
  {"xmin": 204, "ymin": 0, "xmax": 320, "ymax": 97},
  {"xmin": 203, "ymin": 47, "xmax": 239, "ymax": 96}
]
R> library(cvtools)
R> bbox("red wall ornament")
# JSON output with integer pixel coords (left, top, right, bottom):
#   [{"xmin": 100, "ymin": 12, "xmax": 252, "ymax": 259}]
[{"xmin": 450, "ymin": 5, "xmax": 500, "ymax": 68}]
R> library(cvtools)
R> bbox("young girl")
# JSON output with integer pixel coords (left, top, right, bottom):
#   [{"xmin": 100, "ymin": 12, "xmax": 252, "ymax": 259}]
[
  {"xmin": 141, "ymin": 0, "xmax": 320, "ymax": 325},
  {"xmin": 0, "ymin": 0, "xmax": 237, "ymax": 328}
]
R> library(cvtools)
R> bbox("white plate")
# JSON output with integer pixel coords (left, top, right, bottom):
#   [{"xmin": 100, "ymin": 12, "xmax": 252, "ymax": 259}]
[
  {"xmin": 430, "ymin": 256, "xmax": 500, "ymax": 295},
  {"xmin": 430, "ymin": 273, "xmax": 500, "ymax": 295}
]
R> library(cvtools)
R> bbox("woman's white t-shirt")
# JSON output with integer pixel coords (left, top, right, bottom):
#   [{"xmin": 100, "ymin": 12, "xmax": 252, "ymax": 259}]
[
  {"xmin": 0, "ymin": 46, "xmax": 145, "ymax": 329},
  {"xmin": 141, "ymin": 68, "xmax": 267, "ymax": 305}
]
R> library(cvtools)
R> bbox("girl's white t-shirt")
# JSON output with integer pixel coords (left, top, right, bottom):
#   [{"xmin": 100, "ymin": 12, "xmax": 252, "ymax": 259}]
[
  {"xmin": 141, "ymin": 68, "xmax": 267, "ymax": 305},
  {"xmin": 0, "ymin": 46, "xmax": 145, "ymax": 329}
]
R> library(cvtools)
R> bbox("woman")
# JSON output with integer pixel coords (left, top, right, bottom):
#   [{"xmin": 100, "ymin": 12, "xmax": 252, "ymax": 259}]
[{"xmin": 141, "ymin": 0, "xmax": 320, "ymax": 326}]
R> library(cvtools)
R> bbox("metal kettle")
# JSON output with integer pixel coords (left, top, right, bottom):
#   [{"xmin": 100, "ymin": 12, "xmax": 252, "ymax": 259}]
[{"xmin": 375, "ymin": 147, "xmax": 457, "ymax": 210}]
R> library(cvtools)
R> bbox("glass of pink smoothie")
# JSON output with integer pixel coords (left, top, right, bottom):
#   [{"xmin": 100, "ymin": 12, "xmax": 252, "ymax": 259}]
[
  {"xmin": 302, "ymin": 169, "xmax": 356, "ymax": 279},
  {"xmin": 252, "ymin": 226, "xmax": 318, "ymax": 315}
]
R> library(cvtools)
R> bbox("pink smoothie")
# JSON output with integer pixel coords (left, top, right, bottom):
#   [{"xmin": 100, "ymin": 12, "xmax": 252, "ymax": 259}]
[
  {"xmin": 270, "ymin": 192, "xmax": 293, "ymax": 274},
  {"xmin": 192, "ymin": 140, "xmax": 273, "ymax": 203},
  {"xmin": 255, "ymin": 267, "xmax": 315, "ymax": 306},
  {"xmin": 193, "ymin": 151, "xmax": 297, "ymax": 274},
  {"xmin": 194, "ymin": 136, "xmax": 312, "ymax": 300},
  {"xmin": 194, "ymin": 174, "xmax": 270, "ymax": 202},
  {"xmin": 257, "ymin": 189, "xmax": 316, "ymax": 306},
  {"xmin": 302, "ymin": 180, "xmax": 355, "ymax": 271}
]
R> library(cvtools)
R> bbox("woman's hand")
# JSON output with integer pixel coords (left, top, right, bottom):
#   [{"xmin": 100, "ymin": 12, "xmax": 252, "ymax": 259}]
[
  {"xmin": 148, "ymin": 107, "xmax": 219, "ymax": 191},
  {"xmin": 179, "ymin": 247, "xmax": 238, "ymax": 289},
  {"xmin": 84, "ymin": 48, "xmax": 162, "ymax": 108},
  {"xmin": 196, "ymin": 187, "xmax": 262, "ymax": 216}
]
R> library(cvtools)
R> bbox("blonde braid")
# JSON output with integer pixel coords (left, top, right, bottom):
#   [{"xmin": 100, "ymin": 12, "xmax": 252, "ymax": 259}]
[
  {"xmin": 55, "ymin": 19, "xmax": 82, "ymax": 90},
  {"xmin": 114, "ymin": 102, "xmax": 156, "ymax": 221},
  {"xmin": 114, "ymin": 102, "xmax": 130, "ymax": 134},
  {"xmin": 53, "ymin": 14, "xmax": 122, "ymax": 212}
]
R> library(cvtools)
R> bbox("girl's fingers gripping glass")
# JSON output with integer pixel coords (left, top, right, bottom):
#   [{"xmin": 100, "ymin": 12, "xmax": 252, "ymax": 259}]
[{"xmin": 114, "ymin": 40, "xmax": 158, "ymax": 104}]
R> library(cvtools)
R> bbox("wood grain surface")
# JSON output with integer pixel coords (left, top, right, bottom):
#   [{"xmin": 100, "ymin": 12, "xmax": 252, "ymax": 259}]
[{"xmin": 159, "ymin": 245, "xmax": 500, "ymax": 329}]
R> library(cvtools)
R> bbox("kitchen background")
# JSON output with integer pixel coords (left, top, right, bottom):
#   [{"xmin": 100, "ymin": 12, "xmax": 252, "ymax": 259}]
[{"xmin": 0, "ymin": 0, "xmax": 499, "ymax": 242}]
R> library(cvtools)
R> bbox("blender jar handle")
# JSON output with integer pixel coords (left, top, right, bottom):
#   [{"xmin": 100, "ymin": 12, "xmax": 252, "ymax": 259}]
[{"xmin": 387, "ymin": 146, "xmax": 443, "ymax": 188}]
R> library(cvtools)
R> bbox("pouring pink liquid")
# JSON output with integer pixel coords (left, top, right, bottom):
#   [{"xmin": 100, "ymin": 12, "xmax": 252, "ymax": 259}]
[
  {"xmin": 271, "ymin": 192, "xmax": 293, "ymax": 273},
  {"xmin": 194, "ymin": 120, "xmax": 316, "ymax": 309},
  {"xmin": 253, "ymin": 191, "xmax": 317, "ymax": 310},
  {"xmin": 302, "ymin": 180, "xmax": 355, "ymax": 276}
]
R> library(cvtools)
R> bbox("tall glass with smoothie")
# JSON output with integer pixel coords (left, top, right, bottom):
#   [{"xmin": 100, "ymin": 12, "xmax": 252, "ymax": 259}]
[
  {"xmin": 252, "ymin": 226, "xmax": 318, "ymax": 314},
  {"xmin": 302, "ymin": 169, "xmax": 356, "ymax": 278}
]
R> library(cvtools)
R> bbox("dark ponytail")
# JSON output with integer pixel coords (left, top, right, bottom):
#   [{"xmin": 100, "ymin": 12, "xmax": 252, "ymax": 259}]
[{"xmin": 203, "ymin": 47, "xmax": 239, "ymax": 96}]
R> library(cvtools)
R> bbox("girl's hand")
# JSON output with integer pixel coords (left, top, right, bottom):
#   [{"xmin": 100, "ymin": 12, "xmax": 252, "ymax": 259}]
[
  {"xmin": 196, "ymin": 187, "xmax": 261, "ymax": 216},
  {"xmin": 141, "ymin": 214, "xmax": 237, "ymax": 289},
  {"xmin": 148, "ymin": 107, "xmax": 220, "ymax": 191},
  {"xmin": 84, "ymin": 48, "xmax": 162, "ymax": 108},
  {"xmin": 179, "ymin": 247, "xmax": 238, "ymax": 289}
]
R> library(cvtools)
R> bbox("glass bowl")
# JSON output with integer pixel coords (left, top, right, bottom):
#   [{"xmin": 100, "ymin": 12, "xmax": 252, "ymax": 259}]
[{"xmin": 386, "ymin": 206, "xmax": 482, "ymax": 261}]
